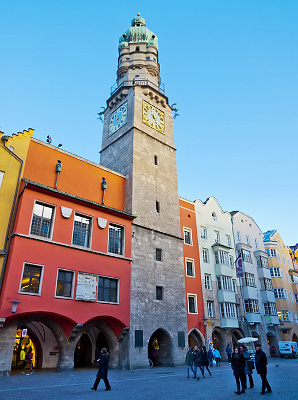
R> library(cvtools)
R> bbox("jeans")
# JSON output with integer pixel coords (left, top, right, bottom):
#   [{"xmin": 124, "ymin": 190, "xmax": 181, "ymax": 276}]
[{"xmin": 187, "ymin": 364, "xmax": 195, "ymax": 377}]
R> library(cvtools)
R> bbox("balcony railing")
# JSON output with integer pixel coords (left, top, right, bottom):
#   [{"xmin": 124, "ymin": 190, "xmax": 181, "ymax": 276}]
[{"xmin": 110, "ymin": 79, "xmax": 165, "ymax": 96}]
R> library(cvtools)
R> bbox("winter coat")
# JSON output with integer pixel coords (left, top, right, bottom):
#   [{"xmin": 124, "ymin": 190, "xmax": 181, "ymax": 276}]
[
  {"xmin": 185, "ymin": 351, "xmax": 194, "ymax": 365},
  {"xmin": 213, "ymin": 349, "xmax": 221, "ymax": 359},
  {"xmin": 243, "ymin": 349, "xmax": 253, "ymax": 375},
  {"xmin": 231, "ymin": 352, "xmax": 245, "ymax": 376},
  {"xmin": 226, "ymin": 346, "xmax": 232, "ymax": 355},
  {"xmin": 195, "ymin": 350, "xmax": 203, "ymax": 366},
  {"xmin": 200, "ymin": 350, "xmax": 209, "ymax": 367},
  {"xmin": 254, "ymin": 350, "xmax": 267, "ymax": 374},
  {"xmin": 208, "ymin": 349, "xmax": 214, "ymax": 361},
  {"xmin": 96, "ymin": 353, "xmax": 109, "ymax": 379}
]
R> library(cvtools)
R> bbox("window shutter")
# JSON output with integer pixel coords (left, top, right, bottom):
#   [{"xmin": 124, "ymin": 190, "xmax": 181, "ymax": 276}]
[
  {"xmin": 178, "ymin": 331, "xmax": 185, "ymax": 347},
  {"xmin": 135, "ymin": 330, "xmax": 143, "ymax": 347}
]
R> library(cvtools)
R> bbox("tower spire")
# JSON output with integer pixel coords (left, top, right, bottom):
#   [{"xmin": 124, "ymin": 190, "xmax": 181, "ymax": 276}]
[{"xmin": 116, "ymin": 14, "xmax": 160, "ymax": 90}]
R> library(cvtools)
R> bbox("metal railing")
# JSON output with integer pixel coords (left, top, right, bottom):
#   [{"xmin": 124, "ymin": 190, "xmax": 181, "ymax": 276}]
[{"xmin": 110, "ymin": 79, "xmax": 165, "ymax": 96}]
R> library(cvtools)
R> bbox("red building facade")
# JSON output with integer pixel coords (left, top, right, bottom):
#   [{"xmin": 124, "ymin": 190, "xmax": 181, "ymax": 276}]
[
  {"xmin": 179, "ymin": 198, "xmax": 205, "ymax": 347},
  {"xmin": 0, "ymin": 138, "xmax": 134, "ymax": 374}
]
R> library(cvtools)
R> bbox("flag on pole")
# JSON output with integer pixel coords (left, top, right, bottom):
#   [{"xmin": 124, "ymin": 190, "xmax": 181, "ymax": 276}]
[{"xmin": 235, "ymin": 253, "xmax": 243, "ymax": 277}]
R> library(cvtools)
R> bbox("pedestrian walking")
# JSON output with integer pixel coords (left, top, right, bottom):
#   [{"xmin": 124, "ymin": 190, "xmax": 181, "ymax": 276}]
[
  {"xmin": 21, "ymin": 346, "xmax": 34, "ymax": 375},
  {"xmin": 185, "ymin": 347, "xmax": 196, "ymax": 378},
  {"xmin": 194, "ymin": 346, "xmax": 203, "ymax": 380},
  {"xmin": 192, "ymin": 345, "xmax": 199, "ymax": 378},
  {"xmin": 91, "ymin": 348, "xmax": 111, "ymax": 392},
  {"xmin": 254, "ymin": 344, "xmax": 272, "ymax": 395},
  {"xmin": 213, "ymin": 348, "xmax": 221, "ymax": 366},
  {"xmin": 199, "ymin": 346, "xmax": 212, "ymax": 378},
  {"xmin": 231, "ymin": 347, "xmax": 246, "ymax": 395},
  {"xmin": 239, "ymin": 344, "xmax": 254, "ymax": 389},
  {"xmin": 208, "ymin": 347, "xmax": 214, "ymax": 367},
  {"xmin": 226, "ymin": 344, "xmax": 232, "ymax": 363}
]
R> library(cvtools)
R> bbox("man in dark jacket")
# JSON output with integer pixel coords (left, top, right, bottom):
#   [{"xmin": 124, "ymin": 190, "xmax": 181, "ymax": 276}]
[
  {"xmin": 254, "ymin": 344, "xmax": 272, "ymax": 395},
  {"xmin": 91, "ymin": 348, "xmax": 111, "ymax": 392}
]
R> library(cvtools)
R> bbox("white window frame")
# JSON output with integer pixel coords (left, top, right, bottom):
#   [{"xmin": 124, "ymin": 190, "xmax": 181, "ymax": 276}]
[
  {"xmin": 108, "ymin": 223, "xmax": 125, "ymax": 255},
  {"xmin": 244, "ymin": 299, "xmax": 259, "ymax": 313},
  {"xmin": 200, "ymin": 226, "xmax": 207, "ymax": 239},
  {"xmin": 294, "ymin": 293, "xmax": 298, "ymax": 302},
  {"xmin": 270, "ymin": 267, "xmax": 281, "ymax": 277},
  {"xmin": 202, "ymin": 248, "xmax": 209, "ymax": 263},
  {"xmin": 29, "ymin": 200, "xmax": 56, "ymax": 240},
  {"xmin": 242, "ymin": 249, "xmax": 252, "ymax": 263},
  {"xmin": 72, "ymin": 212, "xmax": 93, "ymax": 248},
  {"xmin": 19, "ymin": 262, "xmax": 44, "ymax": 296},
  {"xmin": 186, "ymin": 258, "xmax": 195, "ymax": 277},
  {"xmin": 207, "ymin": 301, "xmax": 214, "ymax": 317},
  {"xmin": 236, "ymin": 231, "xmax": 241, "ymax": 242},
  {"xmin": 187, "ymin": 294, "xmax": 198, "ymax": 314},
  {"xmin": 55, "ymin": 268, "xmax": 75, "ymax": 299},
  {"xmin": 183, "ymin": 227, "xmax": 193, "ymax": 245},
  {"xmin": 214, "ymin": 230, "xmax": 220, "ymax": 243},
  {"xmin": 205, "ymin": 274, "xmax": 212, "ymax": 290},
  {"xmin": 226, "ymin": 235, "xmax": 231, "ymax": 247},
  {"xmin": 274, "ymin": 288, "xmax": 287, "ymax": 299}
]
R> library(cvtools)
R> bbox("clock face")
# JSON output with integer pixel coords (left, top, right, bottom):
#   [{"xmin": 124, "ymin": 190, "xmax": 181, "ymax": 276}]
[
  {"xmin": 142, "ymin": 101, "xmax": 165, "ymax": 133},
  {"xmin": 109, "ymin": 102, "xmax": 127, "ymax": 135}
]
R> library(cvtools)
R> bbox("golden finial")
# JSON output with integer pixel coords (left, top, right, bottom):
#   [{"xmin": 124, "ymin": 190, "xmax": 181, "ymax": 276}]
[{"xmin": 137, "ymin": 13, "xmax": 140, "ymax": 16}]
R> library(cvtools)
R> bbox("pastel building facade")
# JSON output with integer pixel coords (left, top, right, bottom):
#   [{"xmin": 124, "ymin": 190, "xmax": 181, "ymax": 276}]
[
  {"xmin": 231, "ymin": 212, "xmax": 280, "ymax": 355},
  {"xmin": 0, "ymin": 129, "xmax": 33, "ymax": 292},
  {"xmin": 194, "ymin": 197, "xmax": 243, "ymax": 357},
  {"xmin": 263, "ymin": 230, "xmax": 298, "ymax": 344}
]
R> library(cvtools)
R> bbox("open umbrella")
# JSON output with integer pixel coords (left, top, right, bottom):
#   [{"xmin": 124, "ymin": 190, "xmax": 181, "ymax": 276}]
[{"xmin": 238, "ymin": 337, "xmax": 258, "ymax": 344}]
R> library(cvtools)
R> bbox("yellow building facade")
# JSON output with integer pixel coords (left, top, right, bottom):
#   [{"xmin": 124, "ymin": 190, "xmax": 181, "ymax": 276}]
[
  {"xmin": 0, "ymin": 129, "xmax": 34, "ymax": 294},
  {"xmin": 263, "ymin": 230, "xmax": 298, "ymax": 343}
]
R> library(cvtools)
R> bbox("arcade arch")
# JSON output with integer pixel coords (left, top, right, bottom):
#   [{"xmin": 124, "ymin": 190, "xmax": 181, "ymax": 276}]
[
  {"xmin": 188, "ymin": 328, "xmax": 205, "ymax": 349},
  {"xmin": 148, "ymin": 328, "xmax": 173, "ymax": 366},
  {"xmin": 212, "ymin": 327, "xmax": 225, "ymax": 355}
]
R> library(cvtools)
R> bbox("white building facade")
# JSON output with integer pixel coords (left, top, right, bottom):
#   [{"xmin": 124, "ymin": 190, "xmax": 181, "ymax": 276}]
[
  {"xmin": 231, "ymin": 212, "xmax": 280, "ymax": 356},
  {"xmin": 194, "ymin": 197, "xmax": 244, "ymax": 358}
]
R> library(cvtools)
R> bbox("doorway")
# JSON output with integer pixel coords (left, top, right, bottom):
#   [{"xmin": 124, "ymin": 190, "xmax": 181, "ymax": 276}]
[{"xmin": 148, "ymin": 329, "xmax": 173, "ymax": 366}]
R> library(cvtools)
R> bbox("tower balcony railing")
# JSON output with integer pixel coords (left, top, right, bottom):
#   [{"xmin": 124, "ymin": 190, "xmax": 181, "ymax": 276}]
[{"xmin": 110, "ymin": 79, "xmax": 165, "ymax": 96}]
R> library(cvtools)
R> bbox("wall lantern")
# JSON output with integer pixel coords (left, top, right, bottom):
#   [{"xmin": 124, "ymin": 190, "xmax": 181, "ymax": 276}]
[{"xmin": 9, "ymin": 298, "xmax": 20, "ymax": 314}]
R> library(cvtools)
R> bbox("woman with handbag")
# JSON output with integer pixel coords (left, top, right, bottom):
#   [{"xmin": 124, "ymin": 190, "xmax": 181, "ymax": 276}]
[
  {"xmin": 239, "ymin": 345, "xmax": 254, "ymax": 389},
  {"xmin": 231, "ymin": 347, "xmax": 246, "ymax": 394}
]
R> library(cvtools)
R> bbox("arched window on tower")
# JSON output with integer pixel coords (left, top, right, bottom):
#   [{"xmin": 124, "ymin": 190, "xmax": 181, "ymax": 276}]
[{"xmin": 136, "ymin": 46, "xmax": 140, "ymax": 51}]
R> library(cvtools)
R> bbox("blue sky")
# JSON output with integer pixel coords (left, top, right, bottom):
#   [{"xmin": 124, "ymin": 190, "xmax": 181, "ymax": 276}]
[{"xmin": 1, "ymin": 1, "xmax": 297, "ymax": 245}]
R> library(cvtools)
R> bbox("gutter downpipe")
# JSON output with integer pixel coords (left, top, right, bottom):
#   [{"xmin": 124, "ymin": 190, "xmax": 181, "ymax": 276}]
[
  {"xmin": 0, "ymin": 137, "xmax": 24, "ymax": 293},
  {"xmin": 230, "ymin": 214, "xmax": 250, "ymax": 338}
]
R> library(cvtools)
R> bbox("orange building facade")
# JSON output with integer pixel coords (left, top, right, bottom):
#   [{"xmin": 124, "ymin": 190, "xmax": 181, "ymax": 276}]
[
  {"xmin": 0, "ymin": 138, "xmax": 134, "ymax": 375},
  {"xmin": 179, "ymin": 198, "xmax": 205, "ymax": 346}
]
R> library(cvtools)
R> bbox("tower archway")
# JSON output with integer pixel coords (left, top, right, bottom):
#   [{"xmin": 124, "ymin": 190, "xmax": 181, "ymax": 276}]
[
  {"xmin": 148, "ymin": 328, "xmax": 173, "ymax": 366},
  {"xmin": 292, "ymin": 333, "xmax": 298, "ymax": 344}
]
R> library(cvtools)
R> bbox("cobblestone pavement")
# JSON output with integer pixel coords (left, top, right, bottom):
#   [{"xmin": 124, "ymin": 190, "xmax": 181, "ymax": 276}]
[{"xmin": 0, "ymin": 359, "xmax": 297, "ymax": 400}]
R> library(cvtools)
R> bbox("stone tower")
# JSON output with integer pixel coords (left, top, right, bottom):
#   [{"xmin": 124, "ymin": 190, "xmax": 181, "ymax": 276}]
[{"xmin": 100, "ymin": 14, "xmax": 187, "ymax": 368}]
